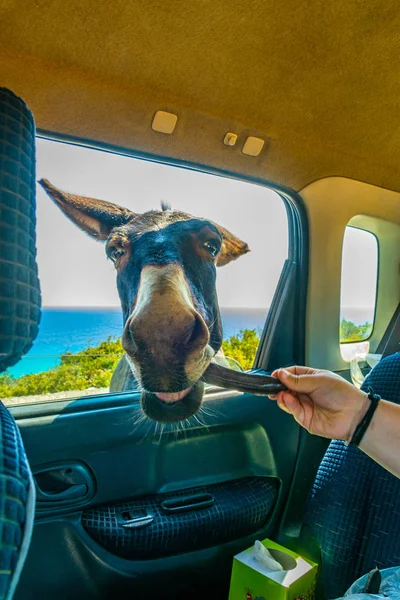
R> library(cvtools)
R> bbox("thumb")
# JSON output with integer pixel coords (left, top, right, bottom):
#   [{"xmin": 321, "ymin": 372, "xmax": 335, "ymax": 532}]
[{"xmin": 276, "ymin": 369, "xmax": 317, "ymax": 395}]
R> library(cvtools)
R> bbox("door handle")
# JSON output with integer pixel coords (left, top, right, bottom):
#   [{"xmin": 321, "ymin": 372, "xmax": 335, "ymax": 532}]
[
  {"xmin": 35, "ymin": 482, "xmax": 88, "ymax": 502},
  {"xmin": 33, "ymin": 462, "xmax": 94, "ymax": 510}
]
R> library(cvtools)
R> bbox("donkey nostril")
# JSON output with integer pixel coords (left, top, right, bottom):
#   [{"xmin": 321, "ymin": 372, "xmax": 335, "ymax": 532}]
[
  {"xmin": 188, "ymin": 315, "xmax": 202, "ymax": 345},
  {"xmin": 122, "ymin": 323, "xmax": 138, "ymax": 356},
  {"xmin": 184, "ymin": 313, "xmax": 209, "ymax": 349}
]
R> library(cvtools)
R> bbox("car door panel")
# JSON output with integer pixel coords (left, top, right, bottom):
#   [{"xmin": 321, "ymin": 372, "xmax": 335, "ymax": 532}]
[{"xmin": 12, "ymin": 388, "xmax": 307, "ymax": 600}]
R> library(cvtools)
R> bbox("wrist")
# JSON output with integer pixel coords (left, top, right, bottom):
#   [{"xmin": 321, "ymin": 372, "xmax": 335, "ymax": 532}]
[
  {"xmin": 347, "ymin": 388, "xmax": 381, "ymax": 446},
  {"xmin": 345, "ymin": 390, "xmax": 370, "ymax": 444}
]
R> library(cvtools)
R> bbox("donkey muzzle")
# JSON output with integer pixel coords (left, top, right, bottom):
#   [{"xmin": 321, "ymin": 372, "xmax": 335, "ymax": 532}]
[
  {"xmin": 141, "ymin": 381, "xmax": 205, "ymax": 423},
  {"xmin": 123, "ymin": 307, "xmax": 210, "ymax": 387}
]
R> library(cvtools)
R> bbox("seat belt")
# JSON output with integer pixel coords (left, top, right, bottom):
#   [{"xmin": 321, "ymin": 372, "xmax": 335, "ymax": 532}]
[{"xmin": 376, "ymin": 304, "xmax": 400, "ymax": 359}]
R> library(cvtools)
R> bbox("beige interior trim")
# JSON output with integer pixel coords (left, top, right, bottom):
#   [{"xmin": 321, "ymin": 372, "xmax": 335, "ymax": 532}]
[
  {"xmin": 2, "ymin": 1, "xmax": 400, "ymax": 192},
  {"xmin": 301, "ymin": 177, "xmax": 400, "ymax": 370},
  {"xmin": 2, "ymin": 2, "xmax": 400, "ymax": 375}
]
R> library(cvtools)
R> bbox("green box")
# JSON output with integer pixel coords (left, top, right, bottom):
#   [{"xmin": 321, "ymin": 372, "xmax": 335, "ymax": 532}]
[{"xmin": 228, "ymin": 539, "xmax": 318, "ymax": 600}]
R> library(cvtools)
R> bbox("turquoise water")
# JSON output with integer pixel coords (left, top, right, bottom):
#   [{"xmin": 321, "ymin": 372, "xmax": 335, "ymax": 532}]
[
  {"xmin": 8, "ymin": 307, "xmax": 268, "ymax": 377},
  {"xmin": 7, "ymin": 305, "xmax": 372, "ymax": 378}
]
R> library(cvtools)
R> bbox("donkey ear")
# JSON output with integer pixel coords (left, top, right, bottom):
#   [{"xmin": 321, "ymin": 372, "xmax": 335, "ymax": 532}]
[
  {"xmin": 213, "ymin": 223, "xmax": 250, "ymax": 267},
  {"xmin": 39, "ymin": 179, "xmax": 136, "ymax": 240}
]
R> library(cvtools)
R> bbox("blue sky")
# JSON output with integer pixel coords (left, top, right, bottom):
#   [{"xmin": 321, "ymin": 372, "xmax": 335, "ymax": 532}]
[
  {"xmin": 35, "ymin": 137, "xmax": 376, "ymax": 313},
  {"xmin": 35, "ymin": 138, "xmax": 288, "ymax": 308}
]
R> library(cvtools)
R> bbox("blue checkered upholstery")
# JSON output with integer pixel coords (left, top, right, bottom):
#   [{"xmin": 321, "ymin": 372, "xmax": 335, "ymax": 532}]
[
  {"xmin": 0, "ymin": 401, "xmax": 34, "ymax": 600},
  {"xmin": 0, "ymin": 87, "xmax": 37, "ymax": 599},
  {"xmin": 304, "ymin": 353, "xmax": 400, "ymax": 599}
]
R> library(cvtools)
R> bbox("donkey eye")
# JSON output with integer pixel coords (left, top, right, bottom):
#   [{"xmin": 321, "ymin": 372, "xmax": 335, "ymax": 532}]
[
  {"xmin": 203, "ymin": 239, "xmax": 221, "ymax": 257},
  {"xmin": 108, "ymin": 247, "xmax": 125, "ymax": 263}
]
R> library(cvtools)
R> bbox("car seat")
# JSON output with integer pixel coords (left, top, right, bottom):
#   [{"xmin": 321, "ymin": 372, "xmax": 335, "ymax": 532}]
[
  {"xmin": 0, "ymin": 87, "xmax": 40, "ymax": 599},
  {"xmin": 304, "ymin": 352, "xmax": 400, "ymax": 599}
]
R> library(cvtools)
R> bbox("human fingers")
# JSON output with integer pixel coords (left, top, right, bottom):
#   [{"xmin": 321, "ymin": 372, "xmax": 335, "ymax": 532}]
[
  {"xmin": 277, "ymin": 392, "xmax": 310, "ymax": 428},
  {"xmin": 276, "ymin": 392, "xmax": 294, "ymax": 413},
  {"xmin": 273, "ymin": 368, "xmax": 319, "ymax": 395},
  {"xmin": 272, "ymin": 366, "xmax": 317, "ymax": 379}
]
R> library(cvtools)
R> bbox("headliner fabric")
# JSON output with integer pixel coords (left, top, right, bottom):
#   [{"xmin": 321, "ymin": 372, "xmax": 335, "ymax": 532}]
[
  {"xmin": 1, "ymin": 1, "xmax": 400, "ymax": 192},
  {"xmin": 0, "ymin": 401, "xmax": 34, "ymax": 600},
  {"xmin": 304, "ymin": 353, "xmax": 400, "ymax": 599}
]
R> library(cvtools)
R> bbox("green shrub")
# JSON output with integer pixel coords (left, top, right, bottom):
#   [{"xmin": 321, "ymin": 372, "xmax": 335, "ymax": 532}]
[
  {"xmin": 340, "ymin": 319, "xmax": 372, "ymax": 343},
  {"xmin": 221, "ymin": 328, "xmax": 261, "ymax": 370},
  {"xmin": 0, "ymin": 337, "xmax": 124, "ymax": 398}
]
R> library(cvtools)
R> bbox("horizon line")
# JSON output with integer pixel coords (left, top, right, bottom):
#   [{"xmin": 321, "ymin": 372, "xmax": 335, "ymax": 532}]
[
  {"xmin": 41, "ymin": 304, "xmax": 375, "ymax": 310},
  {"xmin": 41, "ymin": 304, "xmax": 271, "ymax": 310}
]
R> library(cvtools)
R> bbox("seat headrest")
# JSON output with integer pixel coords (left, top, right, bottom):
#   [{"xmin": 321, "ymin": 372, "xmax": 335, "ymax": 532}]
[{"xmin": 0, "ymin": 88, "xmax": 41, "ymax": 373}]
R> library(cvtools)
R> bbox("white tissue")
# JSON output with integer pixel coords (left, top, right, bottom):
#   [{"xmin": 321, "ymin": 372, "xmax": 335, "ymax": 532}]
[{"xmin": 253, "ymin": 541, "xmax": 284, "ymax": 571}]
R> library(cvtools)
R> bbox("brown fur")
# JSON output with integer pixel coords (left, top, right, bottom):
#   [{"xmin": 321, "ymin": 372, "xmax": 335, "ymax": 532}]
[{"xmin": 39, "ymin": 178, "xmax": 250, "ymax": 420}]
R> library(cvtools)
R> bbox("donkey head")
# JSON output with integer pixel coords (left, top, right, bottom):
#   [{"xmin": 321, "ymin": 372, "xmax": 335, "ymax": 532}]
[{"xmin": 40, "ymin": 179, "xmax": 249, "ymax": 423}]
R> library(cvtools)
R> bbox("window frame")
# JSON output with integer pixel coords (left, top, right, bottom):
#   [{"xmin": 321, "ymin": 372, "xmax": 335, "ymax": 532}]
[
  {"xmin": 4, "ymin": 130, "xmax": 309, "ymax": 405},
  {"xmin": 339, "ymin": 224, "xmax": 380, "ymax": 345}
]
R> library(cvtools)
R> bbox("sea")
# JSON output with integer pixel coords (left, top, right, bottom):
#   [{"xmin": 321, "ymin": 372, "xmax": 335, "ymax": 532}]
[{"xmin": 7, "ymin": 306, "xmax": 373, "ymax": 378}]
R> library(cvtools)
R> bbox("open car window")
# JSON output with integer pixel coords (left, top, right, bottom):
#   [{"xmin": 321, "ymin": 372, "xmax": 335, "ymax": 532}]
[{"xmin": 2, "ymin": 138, "xmax": 289, "ymax": 405}]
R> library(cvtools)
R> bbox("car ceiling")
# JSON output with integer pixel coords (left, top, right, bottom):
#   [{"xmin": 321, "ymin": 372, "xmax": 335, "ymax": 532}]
[{"xmin": 1, "ymin": 0, "xmax": 400, "ymax": 194}]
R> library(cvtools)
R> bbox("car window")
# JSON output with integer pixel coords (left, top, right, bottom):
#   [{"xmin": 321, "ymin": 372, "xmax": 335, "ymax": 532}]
[
  {"xmin": 340, "ymin": 226, "xmax": 378, "ymax": 353},
  {"xmin": 1, "ymin": 138, "xmax": 289, "ymax": 405}
]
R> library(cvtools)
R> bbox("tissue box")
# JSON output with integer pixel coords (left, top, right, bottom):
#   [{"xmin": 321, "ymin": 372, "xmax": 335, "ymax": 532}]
[{"xmin": 228, "ymin": 539, "xmax": 318, "ymax": 600}]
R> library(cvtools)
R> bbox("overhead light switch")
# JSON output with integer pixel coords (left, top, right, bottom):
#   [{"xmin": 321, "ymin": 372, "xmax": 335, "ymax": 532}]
[
  {"xmin": 152, "ymin": 111, "xmax": 178, "ymax": 134},
  {"xmin": 242, "ymin": 136, "xmax": 265, "ymax": 156},
  {"xmin": 223, "ymin": 132, "xmax": 238, "ymax": 146}
]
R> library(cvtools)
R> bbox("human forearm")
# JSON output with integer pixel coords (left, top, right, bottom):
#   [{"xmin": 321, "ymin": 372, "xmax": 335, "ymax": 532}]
[{"xmin": 359, "ymin": 400, "xmax": 400, "ymax": 478}]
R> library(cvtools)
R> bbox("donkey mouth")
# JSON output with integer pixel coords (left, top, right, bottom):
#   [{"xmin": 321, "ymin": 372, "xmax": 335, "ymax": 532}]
[
  {"xmin": 141, "ymin": 381, "xmax": 204, "ymax": 423},
  {"xmin": 154, "ymin": 388, "xmax": 192, "ymax": 402},
  {"xmin": 137, "ymin": 362, "xmax": 287, "ymax": 424}
]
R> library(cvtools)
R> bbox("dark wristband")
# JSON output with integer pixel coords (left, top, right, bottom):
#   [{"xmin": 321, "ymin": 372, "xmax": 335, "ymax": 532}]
[{"xmin": 349, "ymin": 386, "xmax": 381, "ymax": 447}]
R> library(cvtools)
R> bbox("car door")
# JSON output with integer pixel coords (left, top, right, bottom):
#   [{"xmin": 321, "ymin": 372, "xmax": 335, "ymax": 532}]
[{"xmin": 12, "ymin": 382, "xmax": 328, "ymax": 600}]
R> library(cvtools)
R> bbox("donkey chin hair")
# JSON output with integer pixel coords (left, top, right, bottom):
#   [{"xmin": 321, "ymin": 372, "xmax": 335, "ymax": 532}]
[{"xmin": 125, "ymin": 354, "xmax": 142, "ymax": 385}]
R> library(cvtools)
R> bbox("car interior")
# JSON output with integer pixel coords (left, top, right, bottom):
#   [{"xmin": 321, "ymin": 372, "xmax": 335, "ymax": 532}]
[{"xmin": 0, "ymin": 1, "xmax": 399, "ymax": 599}]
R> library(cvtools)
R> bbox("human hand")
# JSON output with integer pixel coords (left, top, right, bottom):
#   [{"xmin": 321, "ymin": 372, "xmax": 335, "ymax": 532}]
[{"xmin": 270, "ymin": 366, "xmax": 369, "ymax": 441}]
